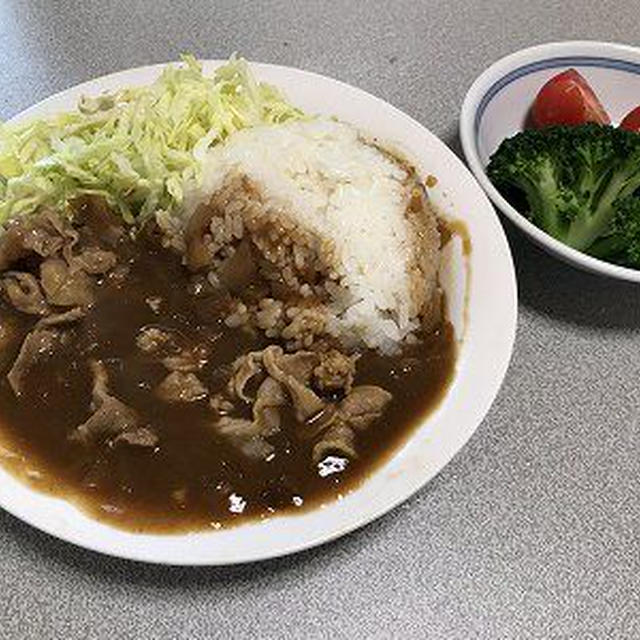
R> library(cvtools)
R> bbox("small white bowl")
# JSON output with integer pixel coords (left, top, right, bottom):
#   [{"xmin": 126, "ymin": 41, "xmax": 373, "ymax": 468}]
[{"xmin": 460, "ymin": 40, "xmax": 640, "ymax": 282}]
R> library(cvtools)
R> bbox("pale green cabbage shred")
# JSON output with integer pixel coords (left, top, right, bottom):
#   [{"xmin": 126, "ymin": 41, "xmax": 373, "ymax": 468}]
[{"xmin": 0, "ymin": 55, "xmax": 304, "ymax": 223}]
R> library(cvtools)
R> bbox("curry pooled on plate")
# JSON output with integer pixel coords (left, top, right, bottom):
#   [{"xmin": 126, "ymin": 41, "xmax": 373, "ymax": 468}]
[{"xmin": 0, "ymin": 59, "xmax": 456, "ymax": 531}]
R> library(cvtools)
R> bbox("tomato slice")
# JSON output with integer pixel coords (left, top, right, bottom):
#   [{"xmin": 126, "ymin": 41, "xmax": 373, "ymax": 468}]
[
  {"xmin": 531, "ymin": 69, "xmax": 610, "ymax": 128},
  {"xmin": 620, "ymin": 106, "xmax": 640, "ymax": 132}
]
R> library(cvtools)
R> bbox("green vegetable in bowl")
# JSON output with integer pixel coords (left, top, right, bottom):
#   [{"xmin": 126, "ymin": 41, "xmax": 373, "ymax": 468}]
[
  {"xmin": 589, "ymin": 193, "xmax": 640, "ymax": 267},
  {"xmin": 487, "ymin": 124, "xmax": 640, "ymax": 268},
  {"xmin": 0, "ymin": 55, "xmax": 304, "ymax": 224}
]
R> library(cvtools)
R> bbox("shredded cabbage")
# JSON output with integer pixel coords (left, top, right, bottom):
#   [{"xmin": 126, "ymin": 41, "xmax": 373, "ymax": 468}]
[{"xmin": 0, "ymin": 55, "xmax": 304, "ymax": 223}]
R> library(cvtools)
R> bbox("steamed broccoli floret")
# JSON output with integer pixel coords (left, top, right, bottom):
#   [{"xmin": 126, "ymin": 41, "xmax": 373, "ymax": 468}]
[
  {"xmin": 487, "ymin": 126, "xmax": 574, "ymax": 241},
  {"xmin": 488, "ymin": 124, "xmax": 640, "ymax": 253}
]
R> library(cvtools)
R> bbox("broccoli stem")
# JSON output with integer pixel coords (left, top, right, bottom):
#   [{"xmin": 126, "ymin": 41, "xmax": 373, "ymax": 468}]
[
  {"xmin": 524, "ymin": 161, "xmax": 565, "ymax": 241},
  {"xmin": 587, "ymin": 235, "xmax": 625, "ymax": 259},
  {"xmin": 565, "ymin": 171, "xmax": 640, "ymax": 251}
]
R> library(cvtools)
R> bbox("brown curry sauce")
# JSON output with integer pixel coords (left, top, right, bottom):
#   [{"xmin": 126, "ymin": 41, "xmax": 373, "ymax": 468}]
[{"xmin": 0, "ymin": 229, "xmax": 456, "ymax": 533}]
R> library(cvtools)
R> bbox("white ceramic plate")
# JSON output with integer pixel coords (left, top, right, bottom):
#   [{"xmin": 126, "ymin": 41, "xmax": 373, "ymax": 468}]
[
  {"xmin": 0, "ymin": 61, "xmax": 517, "ymax": 564},
  {"xmin": 460, "ymin": 40, "xmax": 640, "ymax": 282}
]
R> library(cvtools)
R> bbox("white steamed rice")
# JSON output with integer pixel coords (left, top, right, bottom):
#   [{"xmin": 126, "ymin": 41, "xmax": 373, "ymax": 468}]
[{"xmin": 178, "ymin": 118, "xmax": 440, "ymax": 352}]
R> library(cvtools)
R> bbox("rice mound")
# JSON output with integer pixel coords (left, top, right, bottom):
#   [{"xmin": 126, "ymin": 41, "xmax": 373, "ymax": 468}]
[{"xmin": 175, "ymin": 119, "xmax": 441, "ymax": 353}]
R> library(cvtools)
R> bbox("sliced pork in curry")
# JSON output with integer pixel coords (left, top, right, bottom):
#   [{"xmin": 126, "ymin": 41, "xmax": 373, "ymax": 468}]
[{"xmin": 0, "ymin": 198, "xmax": 455, "ymax": 531}]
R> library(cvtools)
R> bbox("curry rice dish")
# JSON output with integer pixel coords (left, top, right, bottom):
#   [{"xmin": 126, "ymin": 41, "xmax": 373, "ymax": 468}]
[{"xmin": 0, "ymin": 119, "xmax": 456, "ymax": 531}]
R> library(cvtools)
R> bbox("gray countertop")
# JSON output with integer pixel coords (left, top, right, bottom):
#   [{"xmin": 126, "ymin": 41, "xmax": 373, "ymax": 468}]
[{"xmin": 0, "ymin": 0, "xmax": 638, "ymax": 637}]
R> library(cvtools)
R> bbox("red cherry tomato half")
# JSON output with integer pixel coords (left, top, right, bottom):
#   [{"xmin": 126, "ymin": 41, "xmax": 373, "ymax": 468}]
[
  {"xmin": 531, "ymin": 69, "xmax": 610, "ymax": 128},
  {"xmin": 620, "ymin": 106, "xmax": 640, "ymax": 132}
]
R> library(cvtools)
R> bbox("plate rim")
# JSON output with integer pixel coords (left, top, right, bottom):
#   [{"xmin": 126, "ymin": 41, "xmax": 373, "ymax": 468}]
[{"xmin": 0, "ymin": 59, "xmax": 517, "ymax": 565}]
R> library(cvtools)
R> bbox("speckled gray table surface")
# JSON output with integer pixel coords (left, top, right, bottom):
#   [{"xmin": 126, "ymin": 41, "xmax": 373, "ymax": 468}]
[{"xmin": 0, "ymin": 0, "xmax": 638, "ymax": 638}]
